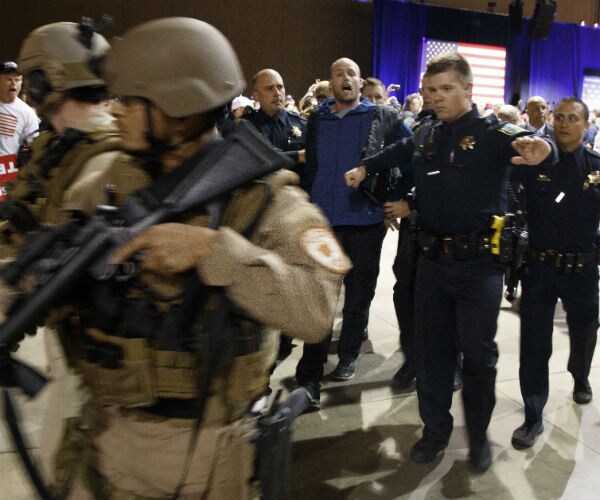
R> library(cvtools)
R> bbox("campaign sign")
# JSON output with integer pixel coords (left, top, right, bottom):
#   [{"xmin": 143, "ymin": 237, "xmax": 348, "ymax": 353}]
[{"xmin": 0, "ymin": 154, "xmax": 18, "ymax": 201}]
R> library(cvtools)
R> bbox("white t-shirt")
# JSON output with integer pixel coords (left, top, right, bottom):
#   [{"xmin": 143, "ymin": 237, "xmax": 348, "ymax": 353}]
[{"xmin": 0, "ymin": 97, "xmax": 39, "ymax": 156}]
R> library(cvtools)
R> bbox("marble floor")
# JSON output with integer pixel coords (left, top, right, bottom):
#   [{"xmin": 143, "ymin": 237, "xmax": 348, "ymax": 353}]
[{"xmin": 1, "ymin": 230, "xmax": 599, "ymax": 500}]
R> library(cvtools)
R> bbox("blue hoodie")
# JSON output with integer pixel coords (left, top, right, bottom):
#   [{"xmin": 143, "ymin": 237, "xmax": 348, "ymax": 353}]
[{"xmin": 308, "ymin": 98, "xmax": 383, "ymax": 227}]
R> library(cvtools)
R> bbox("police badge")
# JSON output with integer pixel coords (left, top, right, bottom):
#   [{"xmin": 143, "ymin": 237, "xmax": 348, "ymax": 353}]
[
  {"xmin": 459, "ymin": 136, "xmax": 476, "ymax": 150},
  {"xmin": 584, "ymin": 170, "xmax": 600, "ymax": 190},
  {"xmin": 290, "ymin": 126, "xmax": 302, "ymax": 138}
]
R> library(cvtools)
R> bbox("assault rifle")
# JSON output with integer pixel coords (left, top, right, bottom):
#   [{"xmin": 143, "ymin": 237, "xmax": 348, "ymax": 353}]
[{"xmin": 0, "ymin": 120, "xmax": 293, "ymax": 396}]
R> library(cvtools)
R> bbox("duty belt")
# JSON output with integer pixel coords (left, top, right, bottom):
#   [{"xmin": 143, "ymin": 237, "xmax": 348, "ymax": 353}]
[
  {"xmin": 417, "ymin": 229, "xmax": 491, "ymax": 261},
  {"xmin": 527, "ymin": 248, "xmax": 598, "ymax": 274}
]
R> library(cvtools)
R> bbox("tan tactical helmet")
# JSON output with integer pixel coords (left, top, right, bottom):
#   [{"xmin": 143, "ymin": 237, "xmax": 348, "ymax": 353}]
[
  {"xmin": 18, "ymin": 21, "xmax": 109, "ymax": 107},
  {"xmin": 103, "ymin": 17, "xmax": 245, "ymax": 118}
]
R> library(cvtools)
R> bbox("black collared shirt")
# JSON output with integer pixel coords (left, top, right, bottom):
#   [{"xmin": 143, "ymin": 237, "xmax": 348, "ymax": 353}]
[
  {"xmin": 365, "ymin": 105, "xmax": 532, "ymax": 235},
  {"xmin": 517, "ymin": 145, "xmax": 600, "ymax": 253},
  {"xmin": 243, "ymin": 109, "xmax": 307, "ymax": 162}
]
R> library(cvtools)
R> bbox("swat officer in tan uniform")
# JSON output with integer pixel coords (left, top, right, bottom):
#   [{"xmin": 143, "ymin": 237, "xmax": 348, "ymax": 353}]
[
  {"xmin": 0, "ymin": 21, "xmax": 149, "ymax": 495},
  {"xmin": 0, "ymin": 18, "xmax": 349, "ymax": 499},
  {"xmin": 4, "ymin": 21, "xmax": 145, "ymax": 237}
]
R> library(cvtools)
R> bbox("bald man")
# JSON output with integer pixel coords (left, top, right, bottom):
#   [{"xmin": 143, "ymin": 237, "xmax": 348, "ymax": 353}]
[
  {"xmin": 526, "ymin": 96, "xmax": 555, "ymax": 140},
  {"xmin": 240, "ymin": 69, "xmax": 308, "ymax": 366},
  {"xmin": 243, "ymin": 68, "xmax": 306, "ymax": 167},
  {"xmin": 295, "ymin": 57, "xmax": 412, "ymax": 402}
]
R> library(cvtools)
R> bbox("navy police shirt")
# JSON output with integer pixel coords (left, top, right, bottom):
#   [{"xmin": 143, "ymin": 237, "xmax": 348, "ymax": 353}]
[
  {"xmin": 364, "ymin": 105, "xmax": 537, "ymax": 236},
  {"xmin": 243, "ymin": 108, "xmax": 307, "ymax": 164},
  {"xmin": 515, "ymin": 145, "xmax": 600, "ymax": 253}
]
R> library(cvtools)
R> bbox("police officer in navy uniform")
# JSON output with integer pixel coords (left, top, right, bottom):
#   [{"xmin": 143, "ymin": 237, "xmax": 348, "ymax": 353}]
[
  {"xmin": 345, "ymin": 52, "xmax": 554, "ymax": 472},
  {"xmin": 511, "ymin": 97, "xmax": 600, "ymax": 449},
  {"xmin": 244, "ymin": 68, "xmax": 307, "ymax": 169},
  {"xmin": 242, "ymin": 68, "xmax": 308, "ymax": 364}
]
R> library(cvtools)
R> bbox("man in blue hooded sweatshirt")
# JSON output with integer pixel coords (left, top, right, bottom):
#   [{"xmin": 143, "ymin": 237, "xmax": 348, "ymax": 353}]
[{"xmin": 296, "ymin": 57, "xmax": 411, "ymax": 403}]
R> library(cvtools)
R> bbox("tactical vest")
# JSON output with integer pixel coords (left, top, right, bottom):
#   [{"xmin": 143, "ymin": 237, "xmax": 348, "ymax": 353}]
[
  {"xmin": 7, "ymin": 124, "xmax": 122, "ymax": 225},
  {"xmin": 75, "ymin": 169, "xmax": 295, "ymax": 421},
  {"xmin": 1, "ymin": 118, "xmax": 150, "ymax": 356}
]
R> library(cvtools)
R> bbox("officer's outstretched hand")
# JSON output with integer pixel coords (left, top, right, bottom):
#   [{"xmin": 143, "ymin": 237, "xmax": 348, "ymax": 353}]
[
  {"xmin": 344, "ymin": 166, "xmax": 367, "ymax": 188},
  {"xmin": 510, "ymin": 136, "xmax": 552, "ymax": 165},
  {"xmin": 110, "ymin": 223, "xmax": 218, "ymax": 275}
]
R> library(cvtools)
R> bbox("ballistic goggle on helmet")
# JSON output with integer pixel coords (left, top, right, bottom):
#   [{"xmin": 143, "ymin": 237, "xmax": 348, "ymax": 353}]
[{"xmin": 17, "ymin": 21, "xmax": 109, "ymax": 109}]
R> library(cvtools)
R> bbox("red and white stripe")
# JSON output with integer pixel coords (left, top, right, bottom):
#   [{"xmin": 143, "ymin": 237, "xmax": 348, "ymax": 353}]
[
  {"xmin": 457, "ymin": 42, "xmax": 506, "ymax": 102},
  {"xmin": 0, "ymin": 112, "xmax": 18, "ymax": 136}
]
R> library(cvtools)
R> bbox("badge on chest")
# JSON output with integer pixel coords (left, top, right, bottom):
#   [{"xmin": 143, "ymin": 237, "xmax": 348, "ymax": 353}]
[
  {"xmin": 459, "ymin": 135, "xmax": 476, "ymax": 151},
  {"xmin": 584, "ymin": 170, "xmax": 600, "ymax": 190}
]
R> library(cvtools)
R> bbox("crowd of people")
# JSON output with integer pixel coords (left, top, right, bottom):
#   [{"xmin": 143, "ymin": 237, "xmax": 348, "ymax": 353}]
[{"xmin": 0, "ymin": 15, "xmax": 598, "ymax": 500}]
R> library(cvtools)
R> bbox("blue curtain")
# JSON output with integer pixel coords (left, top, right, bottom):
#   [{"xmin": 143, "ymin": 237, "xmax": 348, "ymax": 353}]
[
  {"xmin": 505, "ymin": 27, "xmax": 531, "ymax": 105},
  {"xmin": 580, "ymin": 25, "xmax": 600, "ymax": 71},
  {"xmin": 527, "ymin": 22, "xmax": 582, "ymax": 103},
  {"xmin": 373, "ymin": 0, "xmax": 600, "ymax": 106},
  {"xmin": 373, "ymin": 1, "xmax": 427, "ymax": 103}
]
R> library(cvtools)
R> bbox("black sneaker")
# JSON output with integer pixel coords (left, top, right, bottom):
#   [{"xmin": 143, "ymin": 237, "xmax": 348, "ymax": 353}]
[
  {"xmin": 511, "ymin": 420, "xmax": 543, "ymax": 449},
  {"xmin": 391, "ymin": 364, "xmax": 416, "ymax": 391},
  {"xmin": 453, "ymin": 367, "xmax": 463, "ymax": 392},
  {"xmin": 573, "ymin": 381, "xmax": 593, "ymax": 404},
  {"xmin": 470, "ymin": 439, "xmax": 492, "ymax": 473},
  {"xmin": 410, "ymin": 437, "xmax": 448, "ymax": 463},
  {"xmin": 331, "ymin": 358, "xmax": 356, "ymax": 381}
]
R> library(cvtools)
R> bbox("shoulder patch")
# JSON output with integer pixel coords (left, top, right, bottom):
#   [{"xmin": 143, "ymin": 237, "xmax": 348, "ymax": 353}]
[
  {"xmin": 498, "ymin": 123, "xmax": 527, "ymax": 136},
  {"xmin": 584, "ymin": 147, "xmax": 600, "ymax": 159},
  {"xmin": 299, "ymin": 226, "xmax": 352, "ymax": 275}
]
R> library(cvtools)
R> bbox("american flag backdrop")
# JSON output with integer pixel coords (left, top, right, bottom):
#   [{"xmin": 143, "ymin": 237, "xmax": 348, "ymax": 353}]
[
  {"xmin": 421, "ymin": 39, "xmax": 507, "ymax": 105},
  {"xmin": 582, "ymin": 76, "xmax": 600, "ymax": 110}
]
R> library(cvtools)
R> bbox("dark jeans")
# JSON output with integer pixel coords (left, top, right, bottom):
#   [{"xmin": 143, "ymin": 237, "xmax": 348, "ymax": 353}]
[
  {"xmin": 392, "ymin": 219, "xmax": 418, "ymax": 373},
  {"xmin": 519, "ymin": 262, "xmax": 599, "ymax": 424},
  {"xmin": 414, "ymin": 254, "xmax": 503, "ymax": 448},
  {"xmin": 296, "ymin": 223, "xmax": 387, "ymax": 385}
]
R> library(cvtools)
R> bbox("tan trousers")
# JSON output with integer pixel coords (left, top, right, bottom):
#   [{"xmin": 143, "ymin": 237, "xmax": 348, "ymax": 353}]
[
  {"xmin": 66, "ymin": 405, "xmax": 259, "ymax": 499},
  {"xmin": 37, "ymin": 327, "xmax": 89, "ymax": 491}
]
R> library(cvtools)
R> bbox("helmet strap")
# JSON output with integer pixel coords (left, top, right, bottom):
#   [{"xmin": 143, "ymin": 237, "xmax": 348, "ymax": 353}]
[{"xmin": 137, "ymin": 100, "xmax": 177, "ymax": 177}]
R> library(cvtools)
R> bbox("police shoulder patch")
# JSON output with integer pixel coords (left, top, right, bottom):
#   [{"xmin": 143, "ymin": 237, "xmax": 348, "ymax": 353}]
[
  {"xmin": 498, "ymin": 123, "xmax": 526, "ymax": 136},
  {"xmin": 584, "ymin": 147, "xmax": 600, "ymax": 159},
  {"xmin": 299, "ymin": 226, "xmax": 352, "ymax": 275}
]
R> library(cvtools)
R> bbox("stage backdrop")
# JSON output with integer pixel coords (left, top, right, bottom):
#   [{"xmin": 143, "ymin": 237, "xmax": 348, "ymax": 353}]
[{"xmin": 373, "ymin": 0, "xmax": 600, "ymax": 108}]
